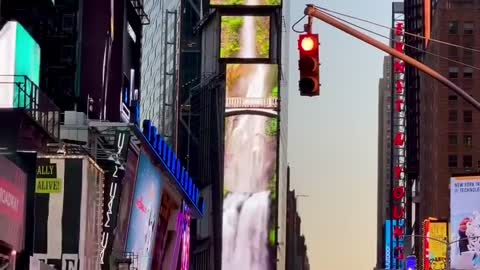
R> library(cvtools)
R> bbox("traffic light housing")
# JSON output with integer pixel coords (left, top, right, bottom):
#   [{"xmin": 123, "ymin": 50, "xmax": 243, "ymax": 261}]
[{"xmin": 298, "ymin": 34, "xmax": 320, "ymax": 96}]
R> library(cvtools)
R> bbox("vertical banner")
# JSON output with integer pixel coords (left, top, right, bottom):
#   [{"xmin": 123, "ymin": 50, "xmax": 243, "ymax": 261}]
[
  {"xmin": 33, "ymin": 158, "xmax": 82, "ymax": 270},
  {"xmin": 423, "ymin": 219, "xmax": 430, "ymax": 270},
  {"xmin": 100, "ymin": 130, "xmax": 130, "ymax": 269},
  {"xmin": 450, "ymin": 175, "xmax": 480, "ymax": 269},
  {"xmin": 222, "ymin": 62, "xmax": 279, "ymax": 270},
  {"xmin": 181, "ymin": 203, "xmax": 191, "ymax": 270},
  {"xmin": 389, "ymin": 2, "xmax": 406, "ymax": 268},
  {"xmin": 428, "ymin": 221, "xmax": 447, "ymax": 270},
  {"xmin": 125, "ymin": 152, "xmax": 163, "ymax": 270},
  {"xmin": 0, "ymin": 155, "xmax": 27, "ymax": 251}
]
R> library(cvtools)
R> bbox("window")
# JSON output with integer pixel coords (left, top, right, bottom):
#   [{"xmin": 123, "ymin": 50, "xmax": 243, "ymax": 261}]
[
  {"xmin": 464, "ymin": 110, "xmax": 473, "ymax": 122},
  {"xmin": 449, "ymin": 67, "xmax": 459, "ymax": 78},
  {"xmin": 449, "ymin": 134, "xmax": 458, "ymax": 145},
  {"xmin": 449, "ymin": 95, "xmax": 458, "ymax": 101},
  {"xmin": 464, "ymin": 41, "xmax": 473, "ymax": 57},
  {"xmin": 449, "ymin": 110, "xmax": 458, "ymax": 121},
  {"xmin": 449, "ymin": 21, "xmax": 459, "ymax": 34},
  {"xmin": 464, "ymin": 155, "xmax": 473, "ymax": 168},
  {"xmin": 62, "ymin": 14, "xmax": 75, "ymax": 32},
  {"xmin": 464, "ymin": 134, "xmax": 473, "ymax": 147},
  {"xmin": 464, "ymin": 22, "xmax": 474, "ymax": 35},
  {"xmin": 448, "ymin": 46, "xmax": 459, "ymax": 57},
  {"xmin": 464, "ymin": 67, "xmax": 473, "ymax": 78},
  {"xmin": 449, "ymin": 155, "xmax": 458, "ymax": 168}
]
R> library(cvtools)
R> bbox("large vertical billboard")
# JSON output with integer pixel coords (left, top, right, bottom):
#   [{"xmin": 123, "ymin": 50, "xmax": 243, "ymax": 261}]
[
  {"xmin": 100, "ymin": 130, "xmax": 130, "ymax": 269},
  {"xmin": 385, "ymin": 219, "xmax": 404, "ymax": 270},
  {"xmin": 0, "ymin": 21, "xmax": 41, "ymax": 108},
  {"xmin": 450, "ymin": 175, "xmax": 480, "ymax": 269},
  {"xmin": 33, "ymin": 156, "xmax": 103, "ymax": 270},
  {"xmin": 223, "ymin": 62, "xmax": 279, "ymax": 270},
  {"xmin": 180, "ymin": 204, "xmax": 191, "ymax": 270},
  {"xmin": 423, "ymin": 219, "xmax": 448, "ymax": 270},
  {"xmin": 220, "ymin": 16, "xmax": 271, "ymax": 59},
  {"xmin": 125, "ymin": 152, "xmax": 163, "ymax": 270},
  {"xmin": 387, "ymin": 3, "xmax": 406, "ymax": 268},
  {"xmin": 0, "ymin": 155, "xmax": 27, "ymax": 251}
]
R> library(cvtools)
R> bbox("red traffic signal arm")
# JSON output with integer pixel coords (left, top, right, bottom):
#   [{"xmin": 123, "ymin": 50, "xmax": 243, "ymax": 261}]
[{"xmin": 304, "ymin": 5, "xmax": 480, "ymax": 111}]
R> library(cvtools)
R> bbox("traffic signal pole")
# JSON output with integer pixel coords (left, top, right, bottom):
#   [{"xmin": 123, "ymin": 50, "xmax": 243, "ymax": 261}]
[{"xmin": 304, "ymin": 5, "xmax": 480, "ymax": 111}]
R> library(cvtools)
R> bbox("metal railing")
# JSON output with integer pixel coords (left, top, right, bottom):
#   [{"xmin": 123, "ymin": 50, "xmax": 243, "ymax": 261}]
[
  {"xmin": 0, "ymin": 75, "xmax": 60, "ymax": 141},
  {"xmin": 225, "ymin": 97, "xmax": 279, "ymax": 109}
]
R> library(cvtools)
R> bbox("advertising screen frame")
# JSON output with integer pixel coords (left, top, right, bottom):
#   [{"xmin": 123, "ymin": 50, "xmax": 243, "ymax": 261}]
[
  {"xmin": 425, "ymin": 220, "xmax": 448, "ymax": 270},
  {"xmin": 125, "ymin": 151, "xmax": 164, "ymax": 270},
  {"xmin": 0, "ymin": 155, "xmax": 27, "ymax": 251},
  {"xmin": 450, "ymin": 174, "xmax": 480, "ymax": 270},
  {"xmin": 219, "ymin": 14, "xmax": 273, "ymax": 62},
  {"xmin": 222, "ymin": 62, "xmax": 280, "ymax": 270}
]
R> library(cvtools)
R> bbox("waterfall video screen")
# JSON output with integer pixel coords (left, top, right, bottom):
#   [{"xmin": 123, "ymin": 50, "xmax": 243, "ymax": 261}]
[
  {"xmin": 220, "ymin": 16, "xmax": 270, "ymax": 59},
  {"xmin": 211, "ymin": 0, "xmax": 281, "ymax": 6},
  {"xmin": 222, "ymin": 63, "xmax": 279, "ymax": 270}
]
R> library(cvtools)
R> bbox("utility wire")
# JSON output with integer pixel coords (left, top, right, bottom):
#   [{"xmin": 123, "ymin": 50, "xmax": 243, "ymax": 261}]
[
  {"xmin": 292, "ymin": 14, "xmax": 307, "ymax": 33},
  {"xmin": 314, "ymin": 5, "xmax": 480, "ymax": 54},
  {"xmin": 312, "ymin": 10, "xmax": 480, "ymax": 71}
]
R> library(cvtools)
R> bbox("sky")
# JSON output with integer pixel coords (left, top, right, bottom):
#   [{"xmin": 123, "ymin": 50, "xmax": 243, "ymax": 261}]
[{"xmin": 287, "ymin": 1, "xmax": 391, "ymax": 269}]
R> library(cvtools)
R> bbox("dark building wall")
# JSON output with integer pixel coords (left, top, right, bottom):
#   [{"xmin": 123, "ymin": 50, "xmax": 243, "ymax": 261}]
[
  {"xmin": 419, "ymin": 0, "xmax": 480, "ymax": 221},
  {"xmin": 78, "ymin": 0, "xmax": 109, "ymax": 119},
  {"xmin": 79, "ymin": 0, "xmax": 142, "ymax": 122}
]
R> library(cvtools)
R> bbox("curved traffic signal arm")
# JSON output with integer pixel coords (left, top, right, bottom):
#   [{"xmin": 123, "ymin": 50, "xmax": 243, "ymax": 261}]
[
  {"xmin": 298, "ymin": 34, "xmax": 320, "ymax": 96},
  {"xmin": 303, "ymin": 5, "xmax": 480, "ymax": 111}
]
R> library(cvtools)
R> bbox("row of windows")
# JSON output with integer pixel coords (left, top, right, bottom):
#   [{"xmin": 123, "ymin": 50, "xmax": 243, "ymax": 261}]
[
  {"xmin": 448, "ymin": 155, "xmax": 479, "ymax": 168},
  {"xmin": 448, "ymin": 67, "xmax": 474, "ymax": 78},
  {"xmin": 448, "ymin": 21, "xmax": 475, "ymax": 35},
  {"xmin": 448, "ymin": 134, "xmax": 473, "ymax": 146},
  {"xmin": 449, "ymin": 110, "xmax": 473, "ymax": 122}
]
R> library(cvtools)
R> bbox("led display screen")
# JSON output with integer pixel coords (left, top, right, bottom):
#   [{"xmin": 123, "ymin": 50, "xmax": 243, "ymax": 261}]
[
  {"xmin": 211, "ymin": 0, "xmax": 281, "ymax": 7},
  {"xmin": 0, "ymin": 21, "xmax": 40, "ymax": 108},
  {"xmin": 450, "ymin": 175, "xmax": 480, "ymax": 270},
  {"xmin": 222, "ymin": 63, "xmax": 279, "ymax": 270},
  {"xmin": 423, "ymin": 220, "xmax": 447, "ymax": 270},
  {"xmin": 220, "ymin": 16, "xmax": 270, "ymax": 59},
  {"xmin": 126, "ymin": 152, "xmax": 163, "ymax": 270},
  {"xmin": 0, "ymin": 155, "xmax": 26, "ymax": 251}
]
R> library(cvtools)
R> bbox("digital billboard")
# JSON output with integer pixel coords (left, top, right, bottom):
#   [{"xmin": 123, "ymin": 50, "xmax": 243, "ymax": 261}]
[
  {"xmin": 126, "ymin": 152, "xmax": 163, "ymax": 270},
  {"xmin": 424, "ymin": 220, "xmax": 447, "ymax": 270},
  {"xmin": 220, "ymin": 16, "xmax": 270, "ymax": 59},
  {"xmin": 210, "ymin": 0, "xmax": 281, "ymax": 7},
  {"xmin": 180, "ymin": 204, "xmax": 191, "ymax": 270},
  {"xmin": 0, "ymin": 21, "xmax": 40, "ymax": 108},
  {"xmin": 0, "ymin": 155, "xmax": 26, "ymax": 251},
  {"xmin": 385, "ymin": 219, "xmax": 404, "ymax": 270},
  {"xmin": 33, "ymin": 156, "xmax": 103, "ymax": 270},
  {"xmin": 223, "ymin": 63, "xmax": 279, "ymax": 270},
  {"xmin": 450, "ymin": 175, "xmax": 480, "ymax": 269}
]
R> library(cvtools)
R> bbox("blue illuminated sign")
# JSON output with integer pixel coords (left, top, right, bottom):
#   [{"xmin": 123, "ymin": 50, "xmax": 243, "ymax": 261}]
[
  {"xmin": 385, "ymin": 219, "xmax": 405, "ymax": 269},
  {"xmin": 406, "ymin": 255, "xmax": 416, "ymax": 270},
  {"xmin": 140, "ymin": 119, "xmax": 204, "ymax": 216}
]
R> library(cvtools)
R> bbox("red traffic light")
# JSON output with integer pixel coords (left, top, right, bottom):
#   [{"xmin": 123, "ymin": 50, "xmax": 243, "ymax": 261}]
[
  {"xmin": 301, "ymin": 37, "xmax": 315, "ymax": 51},
  {"xmin": 298, "ymin": 33, "xmax": 320, "ymax": 96}
]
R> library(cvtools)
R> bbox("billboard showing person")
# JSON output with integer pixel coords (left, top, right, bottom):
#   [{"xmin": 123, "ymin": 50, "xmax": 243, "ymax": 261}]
[
  {"xmin": 125, "ymin": 152, "xmax": 163, "ymax": 270},
  {"xmin": 451, "ymin": 175, "xmax": 480, "ymax": 269}
]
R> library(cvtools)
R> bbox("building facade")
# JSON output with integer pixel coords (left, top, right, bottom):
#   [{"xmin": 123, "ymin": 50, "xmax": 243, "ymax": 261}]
[
  {"xmin": 419, "ymin": 0, "xmax": 480, "ymax": 221},
  {"xmin": 376, "ymin": 55, "xmax": 392, "ymax": 269},
  {"xmin": 140, "ymin": 0, "xmax": 182, "ymax": 146},
  {"xmin": 286, "ymin": 168, "xmax": 310, "ymax": 270}
]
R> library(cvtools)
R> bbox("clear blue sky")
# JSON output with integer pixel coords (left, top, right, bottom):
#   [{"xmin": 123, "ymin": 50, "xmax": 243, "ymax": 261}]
[{"xmin": 287, "ymin": 1, "xmax": 391, "ymax": 269}]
